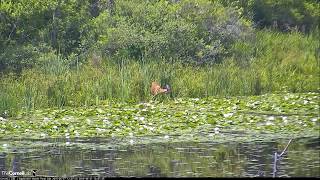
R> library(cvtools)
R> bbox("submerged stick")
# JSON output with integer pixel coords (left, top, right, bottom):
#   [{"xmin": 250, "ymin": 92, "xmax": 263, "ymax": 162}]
[
  {"xmin": 278, "ymin": 139, "xmax": 292, "ymax": 157},
  {"xmin": 272, "ymin": 152, "xmax": 278, "ymax": 178},
  {"xmin": 272, "ymin": 139, "xmax": 293, "ymax": 178}
]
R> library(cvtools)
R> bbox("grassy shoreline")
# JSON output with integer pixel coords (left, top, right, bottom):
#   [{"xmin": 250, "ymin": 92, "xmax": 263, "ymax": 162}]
[{"xmin": 1, "ymin": 30, "xmax": 319, "ymax": 117}]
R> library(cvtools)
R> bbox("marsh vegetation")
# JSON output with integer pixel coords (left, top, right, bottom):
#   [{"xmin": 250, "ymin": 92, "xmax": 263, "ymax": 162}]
[{"xmin": 0, "ymin": 0, "xmax": 319, "ymax": 177}]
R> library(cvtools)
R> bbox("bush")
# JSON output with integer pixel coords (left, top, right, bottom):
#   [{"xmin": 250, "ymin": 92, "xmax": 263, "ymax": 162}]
[
  {"xmin": 0, "ymin": 44, "xmax": 40, "ymax": 73},
  {"xmin": 82, "ymin": 0, "xmax": 253, "ymax": 64},
  {"xmin": 252, "ymin": 0, "xmax": 319, "ymax": 32},
  {"xmin": 217, "ymin": 0, "xmax": 320, "ymax": 33}
]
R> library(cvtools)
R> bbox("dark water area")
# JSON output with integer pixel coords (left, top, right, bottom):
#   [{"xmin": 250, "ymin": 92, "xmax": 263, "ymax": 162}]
[{"xmin": 0, "ymin": 136, "xmax": 319, "ymax": 177}]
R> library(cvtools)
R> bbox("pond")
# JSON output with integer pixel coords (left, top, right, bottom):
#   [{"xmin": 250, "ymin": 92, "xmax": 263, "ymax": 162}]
[
  {"xmin": 0, "ymin": 93, "xmax": 319, "ymax": 177},
  {"xmin": 0, "ymin": 136, "xmax": 319, "ymax": 177}
]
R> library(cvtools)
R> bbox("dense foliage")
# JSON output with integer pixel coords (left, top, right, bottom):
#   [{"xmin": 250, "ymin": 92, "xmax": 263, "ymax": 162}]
[
  {"xmin": 83, "ymin": 0, "xmax": 253, "ymax": 64},
  {"xmin": 0, "ymin": 0, "xmax": 319, "ymax": 116},
  {"xmin": 218, "ymin": 0, "xmax": 319, "ymax": 32},
  {"xmin": 1, "ymin": 0, "xmax": 318, "ymax": 71}
]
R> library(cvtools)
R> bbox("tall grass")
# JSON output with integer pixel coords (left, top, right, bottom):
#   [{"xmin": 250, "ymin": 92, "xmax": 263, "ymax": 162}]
[{"xmin": 0, "ymin": 30, "xmax": 319, "ymax": 117}]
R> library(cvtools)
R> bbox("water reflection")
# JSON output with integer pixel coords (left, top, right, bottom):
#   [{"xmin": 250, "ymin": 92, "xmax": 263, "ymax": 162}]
[{"xmin": 0, "ymin": 137, "xmax": 319, "ymax": 177}]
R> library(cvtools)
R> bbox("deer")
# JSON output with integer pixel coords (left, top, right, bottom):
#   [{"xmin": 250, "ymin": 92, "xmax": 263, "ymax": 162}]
[{"xmin": 151, "ymin": 81, "xmax": 171, "ymax": 97}]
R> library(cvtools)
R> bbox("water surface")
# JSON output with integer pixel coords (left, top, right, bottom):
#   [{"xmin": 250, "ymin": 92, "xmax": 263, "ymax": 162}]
[{"xmin": 0, "ymin": 136, "xmax": 318, "ymax": 177}]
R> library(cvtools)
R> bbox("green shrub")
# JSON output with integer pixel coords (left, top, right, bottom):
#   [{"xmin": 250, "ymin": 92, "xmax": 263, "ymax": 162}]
[
  {"xmin": 217, "ymin": 0, "xmax": 320, "ymax": 33},
  {"xmin": 82, "ymin": 0, "xmax": 253, "ymax": 64}
]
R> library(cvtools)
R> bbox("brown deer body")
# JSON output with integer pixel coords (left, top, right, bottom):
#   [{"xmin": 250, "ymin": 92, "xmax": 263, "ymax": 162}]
[{"xmin": 151, "ymin": 82, "xmax": 170, "ymax": 96}]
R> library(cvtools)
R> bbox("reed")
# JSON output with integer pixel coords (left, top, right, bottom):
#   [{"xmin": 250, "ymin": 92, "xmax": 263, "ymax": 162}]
[{"xmin": 0, "ymin": 30, "xmax": 318, "ymax": 117}]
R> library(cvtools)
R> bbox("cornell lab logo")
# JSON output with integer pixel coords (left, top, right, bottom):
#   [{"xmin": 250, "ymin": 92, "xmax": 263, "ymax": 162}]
[{"xmin": 2, "ymin": 171, "xmax": 27, "ymax": 176}]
